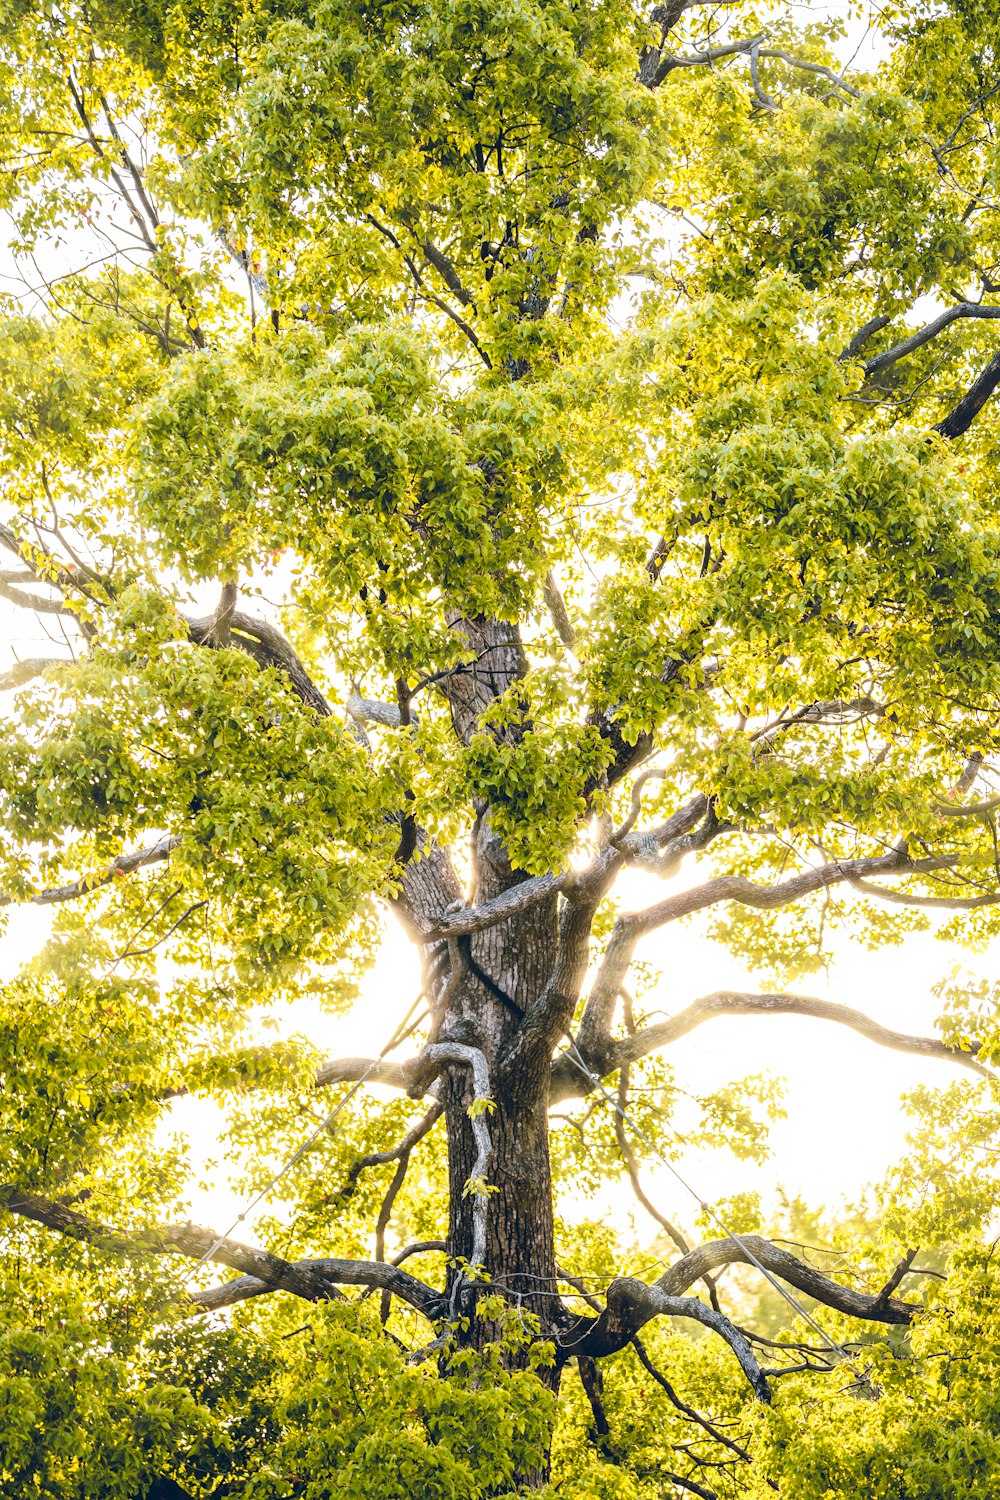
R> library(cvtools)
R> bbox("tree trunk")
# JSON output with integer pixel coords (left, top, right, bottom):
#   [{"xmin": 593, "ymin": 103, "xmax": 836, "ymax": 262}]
[{"xmin": 437, "ymin": 824, "xmax": 564, "ymax": 1368}]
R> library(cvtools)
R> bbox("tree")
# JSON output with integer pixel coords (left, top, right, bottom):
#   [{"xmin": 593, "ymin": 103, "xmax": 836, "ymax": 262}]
[{"xmin": 5, "ymin": 0, "xmax": 1000, "ymax": 1493}]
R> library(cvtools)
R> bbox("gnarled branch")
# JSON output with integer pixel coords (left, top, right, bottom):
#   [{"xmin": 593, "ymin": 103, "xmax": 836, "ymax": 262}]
[{"xmin": 561, "ymin": 1277, "xmax": 771, "ymax": 1399}]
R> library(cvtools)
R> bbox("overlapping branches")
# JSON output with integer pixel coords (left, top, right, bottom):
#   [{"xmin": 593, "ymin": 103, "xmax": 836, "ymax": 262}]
[{"xmin": 1, "ymin": 1186, "xmax": 446, "ymax": 1321}]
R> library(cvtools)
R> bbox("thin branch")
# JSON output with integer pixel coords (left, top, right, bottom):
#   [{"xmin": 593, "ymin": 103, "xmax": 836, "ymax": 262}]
[
  {"xmin": 872, "ymin": 1248, "xmax": 919, "ymax": 1309},
  {"xmin": 614, "ymin": 990, "xmax": 991, "ymax": 1079},
  {"xmin": 757, "ymin": 47, "xmax": 861, "ymax": 99},
  {"xmin": 839, "ymin": 314, "xmax": 892, "ymax": 362},
  {"xmin": 333, "ymin": 1103, "xmax": 444, "ymax": 1204},
  {"xmin": 615, "ymin": 1062, "xmax": 690, "ymax": 1255},
  {"xmin": 391, "ymin": 1239, "xmax": 447, "ymax": 1266},
  {"xmin": 0, "ymin": 835, "xmax": 180, "ymax": 910},
  {"xmin": 543, "ymin": 570, "xmax": 576, "ymax": 649},
  {"xmin": 630, "ymin": 1336, "xmax": 752, "ymax": 1465}
]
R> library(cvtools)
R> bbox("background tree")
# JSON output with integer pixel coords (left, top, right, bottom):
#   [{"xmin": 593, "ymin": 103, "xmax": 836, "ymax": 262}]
[{"xmin": 5, "ymin": 0, "xmax": 1000, "ymax": 1494}]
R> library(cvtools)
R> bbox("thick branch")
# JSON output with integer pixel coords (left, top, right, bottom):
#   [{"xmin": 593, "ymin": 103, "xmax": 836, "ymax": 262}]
[
  {"xmin": 848, "ymin": 875, "xmax": 1000, "ymax": 911},
  {"xmin": 543, "ymin": 570, "xmax": 576, "ymax": 650},
  {"xmin": 655, "ymin": 1235, "xmax": 915, "ymax": 1322},
  {"xmin": 334, "ymin": 1103, "xmax": 443, "ymax": 1203},
  {"xmin": 561, "ymin": 1233, "xmax": 915, "ymax": 1389},
  {"xmin": 187, "ymin": 609, "xmax": 333, "ymax": 717},
  {"xmin": 0, "ymin": 579, "xmax": 76, "ymax": 615},
  {"xmin": 314, "ymin": 1056, "xmax": 412, "ymax": 1091},
  {"xmin": 934, "ymin": 347, "xmax": 1000, "ymax": 438},
  {"xmin": 0, "ymin": 657, "xmax": 59, "ymax": 691},
  {"xmin": 861, "ymin": 303, "xmax": 1000, "ymax": 377},
  {"xmin": 585, "ymin": 851, "xmax": 952, "ymax": 1034},
  {"xmin": 561, "ymin": 1278, "xmax": 770, "ymax": 1400},
  {"xmin": 404, "ymin": 1042, "xmax": 493, "ymax": 1274},
  {"xmin": 2, "ymin": 1187, "xmax": 445, "ymax": 1319},
  {"xmin": 423, "ymin": 870, "xmax": 570, "ymax": 941}
]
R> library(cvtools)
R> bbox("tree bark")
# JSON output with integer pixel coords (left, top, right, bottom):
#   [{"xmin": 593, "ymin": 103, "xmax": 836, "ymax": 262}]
[{"xmin": 437, "ymin": 821, "xmax": 564, "ymax": 1379}]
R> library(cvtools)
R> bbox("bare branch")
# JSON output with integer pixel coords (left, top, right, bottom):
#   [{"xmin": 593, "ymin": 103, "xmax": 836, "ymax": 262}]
[
  {"xmin": 615, "ymin": 1061, "xmax": 690, "ymax": 1254},
  {"xmin": 187, "ymin": 609, "xmax": 333, "ymax": 717},
  {"xmin": 0, "ymin": 657, "xmax": 59, "ymax": 691},
  {"xmin": 630, "ymin": 1336, "xmax": 752, "ymax": 1465},
  {"xmin": 543, "ymin": 570, "xmax": 576, "ymax": 650},
  {"xmin": 656, "ymin": 1235, "xmax": 916, "ymax": 1322},
  {"xmin": 611, "ymin": 768, "xmax": 669, "ymax": 845},
  {"xmin": 859, "ymin": 303, "xmax": 1000, "ymax": 377},
  {"xmin": 561, "ymin": 1232, "xmax": 915, "ymax": 1392},
  {"xmin": 934, "ymin": 794, "xmax": 1000, "ymax": 817},
  {"xmin": 0, "ymin": 579, "xmax": 75, "ymax": 615},
  {"xmin": 333, "ymin": 1103, "xmax": 444, "ymax": 1204},
  {"xmin": 642, "ymin": 34, "xmax": 766, "ymax": 88},
  {"xmin": 934, "ymin": 347, "xmax": 1000, "ymax": 438},
  {"xmin": 757, "ymin": 47, "xmax": 861, "ymax": 99},
  {"xmin": 423, "ymin": 871, "xmax": 571, "ymax": 941},
  {"xmin": 839, "ymin": 314, "xmax": 892, "ymax": 362},
  {"xmin": 314, "ymin": 1056, "xmax": 413, "ymax": 1092},
  {"xmin": 583, "ymin": 850, "xmax": 954, "ymax": 1035},
  {"xmin": 614, "ymin": 990, "xmax": 992, "ymax": 1079},
  {"xmin": 848, "ymin": 876, "xmax": 1000, "ymax": 911},
  {"xmin": 346, "ymin": 693, "xmax": 407, "ymax": 729},
  {"xmin": 417, "ymin": 235, "xmax": 474, "ymax": 307},
  {"xmin": 615, "ymin": 791, "xmax": 715, "ymax": 871},
  {"xmin": 872, "ymin": 1248, "xmax": 919, "ymax": 1309},
  {"xmin": 749, "ymin": 43, "xmax": 778, "ymax": 112},
  {"xmin": 209, "ymin": 579, "xmax": 237, "ymax": 646},
  {"xmin": 561, "ymin": 1277, "xmax": 771, "ymax": 1400},
  {"xmin": 391, "ymin": 1239, "xmax": 447, "ymax": 1266},
  {"xmin": 2, "ymin": 1186, "xmax": 445, "ymax": 1319},
  {"xmin": 404, "ymin": 1042, "xmax": 493, "ymax": 1274}
]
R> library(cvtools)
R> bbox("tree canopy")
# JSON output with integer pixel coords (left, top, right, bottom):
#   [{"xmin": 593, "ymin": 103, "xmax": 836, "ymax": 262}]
[{"xmin": 6, "ymin": 0, "xmax": 1000, "ymax": 1495}]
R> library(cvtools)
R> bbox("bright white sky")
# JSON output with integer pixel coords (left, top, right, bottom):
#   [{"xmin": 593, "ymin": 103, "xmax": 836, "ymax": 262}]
[{"xmin": 1, "ymin": 0, "xmax": 987, "ymax": 1262}]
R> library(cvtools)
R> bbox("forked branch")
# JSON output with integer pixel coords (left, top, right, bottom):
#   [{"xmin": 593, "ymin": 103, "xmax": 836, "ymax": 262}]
[{"xmin": 561, "ymin": 1233, "xmax": 915, "ymax": 1392}]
